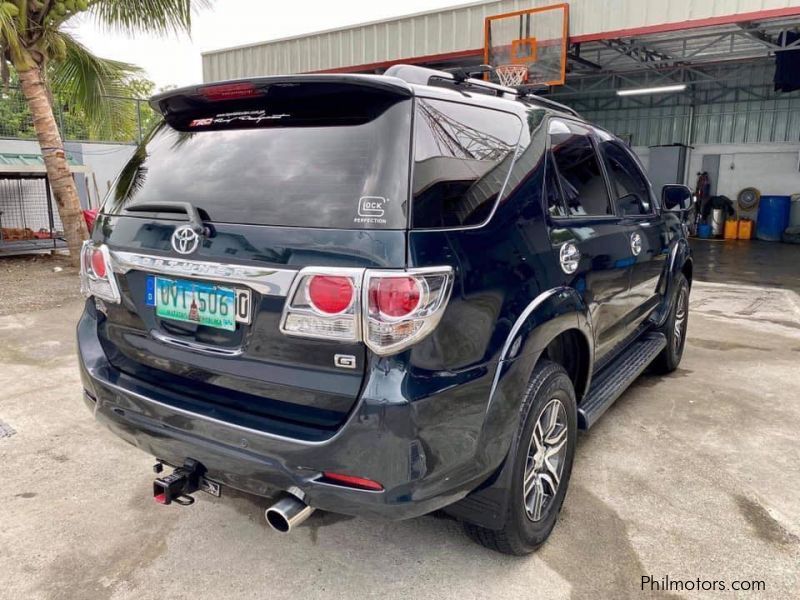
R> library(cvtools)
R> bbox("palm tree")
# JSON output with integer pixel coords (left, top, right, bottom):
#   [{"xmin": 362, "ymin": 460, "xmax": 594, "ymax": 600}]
[{"xmin": 0, "ymin": 0, "xmax": 207, "ymax": 265}]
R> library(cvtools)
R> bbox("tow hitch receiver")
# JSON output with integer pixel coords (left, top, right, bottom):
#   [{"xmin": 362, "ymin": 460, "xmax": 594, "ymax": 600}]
[{"xmin": 153, "ymin": 459, "xmax": 205, "ymax": 506}]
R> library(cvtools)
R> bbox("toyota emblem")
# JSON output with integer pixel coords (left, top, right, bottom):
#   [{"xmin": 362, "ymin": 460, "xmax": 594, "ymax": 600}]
[{"xmin": 171, "ymin": 225, "xmax": 201, "ymax": 255}]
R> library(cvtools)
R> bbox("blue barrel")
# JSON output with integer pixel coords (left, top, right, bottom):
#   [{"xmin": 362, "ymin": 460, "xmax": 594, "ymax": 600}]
[
  {"xmin": 697, "ymin": 224, "xmax": 712, "ymax": 239},
  {"xmin": 756, "ymin": 196, "xmax": 791, "ymax": 242}
]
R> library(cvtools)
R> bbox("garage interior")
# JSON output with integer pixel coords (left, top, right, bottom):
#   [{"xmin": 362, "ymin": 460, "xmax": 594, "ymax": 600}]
[{"xmin": 202, "ymin": 1, "xmax": 800, "ymax": 265}]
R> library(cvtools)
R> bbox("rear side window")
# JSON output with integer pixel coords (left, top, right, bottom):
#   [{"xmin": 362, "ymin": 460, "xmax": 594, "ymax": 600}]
[
  {"xmin": 600, "ymin": 140, "xmax": 654, "ymax": 216},
  {"xmin": 548, "ymin": 119, "xmax": 613, "ymax": 217},
  {"xmin": 545, "ymin": 153, "xmax": 568, "ymax": 218},
  {"xmin": 411, "ymin": 98, "xmax": 522, "ymax": 228},
  {"xmin": 104, "ymin": 88, "xmax": 412, "ymax": 229}
]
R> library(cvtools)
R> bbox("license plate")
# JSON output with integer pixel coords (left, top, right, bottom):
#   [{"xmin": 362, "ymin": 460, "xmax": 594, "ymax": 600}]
[{"xmin": 146, "ymin": 276, "xmax": 251, "ymax": 331}]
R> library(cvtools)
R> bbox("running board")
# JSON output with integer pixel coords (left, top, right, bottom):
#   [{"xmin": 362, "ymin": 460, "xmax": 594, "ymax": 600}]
[{"xmin": 578, "ymin": 332, "xmax": 667, "ymax": 430}]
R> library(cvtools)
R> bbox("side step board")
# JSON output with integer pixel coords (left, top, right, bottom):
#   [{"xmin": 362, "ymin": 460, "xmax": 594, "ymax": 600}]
[{"xmin": 578, "ymin": 332, "xmax": 667, "ymax": 430}]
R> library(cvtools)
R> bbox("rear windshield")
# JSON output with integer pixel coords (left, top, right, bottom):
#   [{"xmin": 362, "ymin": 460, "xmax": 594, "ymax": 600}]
[{"xmin": 104, "ymin": 89, "xmax": 412, "ymax": 229}]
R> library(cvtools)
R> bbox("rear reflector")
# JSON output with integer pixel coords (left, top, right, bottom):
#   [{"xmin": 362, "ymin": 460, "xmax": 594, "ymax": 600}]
[
  {"xmin": 90, "ymin": 247, "xmax": 106, "ymax": 278},
  {"xmin": 199, "ymin": 82, "xmax": 261, "ymax": 101},
  {"xmin": 320, "ymin": 472, "xmax": 384, "ymax": 492},
  {"xmin": 308, "ymin": 275, "xmax": 354, "ymax": 315}
]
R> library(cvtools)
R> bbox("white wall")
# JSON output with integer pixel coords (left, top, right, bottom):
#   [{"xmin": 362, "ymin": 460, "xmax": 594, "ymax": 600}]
[
  {"xmin": 634, "ymin": 143, "xmax": 800, "ymax": 219},
  {"xmin": 0, "ymin": 139, "xmax": 135, "ymax": 208},
  {"xmin": 687, "ymin": 143, "xmax": 800, "ymax": 199},
  {"xmin": 78, "ymin": 142, "xmax": 136, "ymax": 204}
]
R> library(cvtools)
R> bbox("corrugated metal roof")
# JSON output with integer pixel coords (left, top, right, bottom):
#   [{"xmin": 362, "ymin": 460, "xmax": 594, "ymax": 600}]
[
  {"xmin": 0, "ymin": 152, "xmax": 90, "ymax": 176},
  {"xmin": 0, "ymin": 152, "xmax": 80, "ymax": 166},
  {"xmin": 202, "ymin": 0, "xmax": 800, "ymax": 81}
]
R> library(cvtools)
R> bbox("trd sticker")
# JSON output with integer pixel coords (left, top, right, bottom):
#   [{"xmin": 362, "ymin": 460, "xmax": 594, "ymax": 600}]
[
  {"xmin": 189, "ymin": 110, "xmax": 290, "ymax": 127},
  {"xmin": 354, "ymin": 196, "xmax": 389, "ymax": 225}
]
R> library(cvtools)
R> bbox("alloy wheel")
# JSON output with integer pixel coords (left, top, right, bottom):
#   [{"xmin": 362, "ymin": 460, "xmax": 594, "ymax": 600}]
[
  {"xmin": 673, "ymin": 287, "xmax": 688, "ymax": 353},
  {"xmin": 523, "ymin": 398, "xmax": 568, "ymax": 522}
]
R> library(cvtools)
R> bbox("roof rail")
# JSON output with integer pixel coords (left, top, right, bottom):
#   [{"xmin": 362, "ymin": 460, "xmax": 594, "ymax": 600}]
[
  {"xmin": 519, "ymin": 94, "xmax": 581, "ymax": 118},
  {"xmin": 383, "ymin": 63, "xmax": 580, "ymax": 117},
  {"xmin": 384, "ymin": 64, "xmax": 517, "ymax": 98}
]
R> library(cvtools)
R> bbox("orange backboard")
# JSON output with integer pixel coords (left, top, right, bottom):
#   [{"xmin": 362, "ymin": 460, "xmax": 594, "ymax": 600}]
[{"xmin": 484, "ymin": 3, "xmax": 569, "ymax": 87}]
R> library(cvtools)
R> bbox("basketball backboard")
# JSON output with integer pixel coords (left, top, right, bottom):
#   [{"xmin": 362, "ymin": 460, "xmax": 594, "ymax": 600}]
[{"xmin": 484, "ymin": 3, "xmax": 569, "ymax": 88}]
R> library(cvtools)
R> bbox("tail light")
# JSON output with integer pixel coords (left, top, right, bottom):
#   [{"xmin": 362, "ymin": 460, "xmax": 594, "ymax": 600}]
[
  {"xmin": 281, "ymin": 266, "xmax": 453, "ymax": 355},
  {"xmin": 280, "ymin": 268, "xmax": 363, "ymax": 342},
  {"xmin": 79, "ymin": 241, "xmax": 121, "ymax": 303},
  {"xmin": 363, "ymin": 269, "xmax": 452, "ymax": 355}
]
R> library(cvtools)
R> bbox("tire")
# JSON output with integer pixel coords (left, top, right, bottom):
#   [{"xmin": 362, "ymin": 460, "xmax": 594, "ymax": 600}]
[
  {"xmin": 464, "ymin": 360, "xmax": 577, "ymax": 555},
  {"xmin": 652, "ymin": 273, "xmax": 690, "ymax": 374}
]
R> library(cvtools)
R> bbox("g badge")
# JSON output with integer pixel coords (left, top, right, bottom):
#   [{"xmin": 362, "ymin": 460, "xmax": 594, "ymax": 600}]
[{"xmin": 334, "ymin": 354, "xmax": 357, "ymax": 369}]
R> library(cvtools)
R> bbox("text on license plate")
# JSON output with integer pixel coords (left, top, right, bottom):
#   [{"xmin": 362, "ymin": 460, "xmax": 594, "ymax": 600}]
[{"xmin": 145, "ymin": 276, "xmax": 251, "ymax": 331}]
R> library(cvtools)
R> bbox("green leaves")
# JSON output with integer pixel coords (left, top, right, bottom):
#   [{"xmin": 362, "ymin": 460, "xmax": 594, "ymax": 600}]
[
  {"xmin": 90, "ymin": 0, "xmax": 211, "ymax": 36},
  {"xmin": 50, "ymin": 32, "xmax": 142, "ymax": 139},
  {"xmin": 2, "ymin": 0, "xmax": 209, "ymax": 135},
  {"xmin": 1, "ymin": 3, "xmax": 19, "ymax": 18}
]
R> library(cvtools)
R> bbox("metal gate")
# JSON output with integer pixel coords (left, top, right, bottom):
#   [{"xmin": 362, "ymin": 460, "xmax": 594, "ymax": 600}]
[{"xmin": 0, "ymin": 177, "xmax": 66, "ymax": 256}]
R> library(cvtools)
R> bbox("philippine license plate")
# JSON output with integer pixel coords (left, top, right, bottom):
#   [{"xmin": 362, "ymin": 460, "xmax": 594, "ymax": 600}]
[{"xmin": 146, "ymin": 276, "xmax": 251, "ymax": 331}]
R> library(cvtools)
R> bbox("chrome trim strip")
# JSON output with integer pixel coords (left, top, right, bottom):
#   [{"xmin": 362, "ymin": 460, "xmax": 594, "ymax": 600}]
[
  {"xmin": 110, "ymin": 251, "xmax": 297, "ymax": 297},
  {"xmin": 149, "ymin": 330, "xmax": 244, "ymax": 357}
]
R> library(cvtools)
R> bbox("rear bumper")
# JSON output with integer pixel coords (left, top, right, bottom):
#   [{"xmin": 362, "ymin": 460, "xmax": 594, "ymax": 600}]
[{"xmin": 77, "ymin": 304, "xmax": 498, "ymax": 520}]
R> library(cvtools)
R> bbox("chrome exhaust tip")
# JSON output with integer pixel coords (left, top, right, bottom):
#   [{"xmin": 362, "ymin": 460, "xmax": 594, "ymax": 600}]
[{"xmin": 265, "ymin": 495, "xmax": 315, "ymax": 533}]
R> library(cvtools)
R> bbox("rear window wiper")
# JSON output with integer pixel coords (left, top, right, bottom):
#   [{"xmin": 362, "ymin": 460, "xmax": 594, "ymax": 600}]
[{"xmin": 124, "ymin": 202, "xmax": 206, "ymax": 234}]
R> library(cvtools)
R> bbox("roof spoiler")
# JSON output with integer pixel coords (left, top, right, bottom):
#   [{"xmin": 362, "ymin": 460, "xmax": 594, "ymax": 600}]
[{"xmin": 149, "ymin": 74, "xmax": 414, "ymax": 117}]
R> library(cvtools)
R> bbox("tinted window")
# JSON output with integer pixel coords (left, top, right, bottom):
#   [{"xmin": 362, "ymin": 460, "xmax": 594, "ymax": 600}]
[
  {"xmin": 412, "ymin": 98, "xmax": 522, "ymax": 228},
  {"xmin": 548, "ymin": 120, "xmax": 612, "ymax": 217},
  {"xmin": 103, "ymin": 95, "xmax": 412, "ymax": 229},
  {"xmin": 545, "ymin": 153, "xmax": 567, "ymax": 217},
  {"xmin": 601, "ymin": 140, "xmax": 653, "ymax": 216}
]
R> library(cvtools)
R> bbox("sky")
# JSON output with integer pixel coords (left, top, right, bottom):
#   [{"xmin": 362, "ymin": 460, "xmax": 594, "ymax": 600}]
[{"xmin": 69, "ymin": 0, "xmax": 473, "ymax": 91}]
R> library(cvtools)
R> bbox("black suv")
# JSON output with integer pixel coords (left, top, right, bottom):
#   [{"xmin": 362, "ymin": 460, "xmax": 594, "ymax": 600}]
[{"xmin": 77, "ymin": 65, "xmax": 693, "ymax": 555}]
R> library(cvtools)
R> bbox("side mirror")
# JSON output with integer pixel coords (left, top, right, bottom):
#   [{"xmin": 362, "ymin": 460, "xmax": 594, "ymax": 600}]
[{"xmin": 662, "ymin": 185, "xmax": 694, "ymax": 212}]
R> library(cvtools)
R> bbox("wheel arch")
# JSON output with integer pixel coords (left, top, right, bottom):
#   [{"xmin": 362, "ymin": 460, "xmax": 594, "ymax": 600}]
[
  {"xmin": 448, "ymin": 288, "xmax": 592, "ymax": 530},
  {"xmin": 475, "ymin": 287, "xmax": 593, "ymax": 475}
]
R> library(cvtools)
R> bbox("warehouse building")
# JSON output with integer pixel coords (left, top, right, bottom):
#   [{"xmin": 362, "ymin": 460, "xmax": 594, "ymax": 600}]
[{"xmin": 203, "ymin": 0, "xmax": 800, "ymax": 239}]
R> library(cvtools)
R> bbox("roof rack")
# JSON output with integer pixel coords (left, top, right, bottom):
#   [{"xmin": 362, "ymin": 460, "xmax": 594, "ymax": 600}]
[
  {"xmin": 518, "ymin": 94, "xmax": 581, "ymax": 118},
  {"xmin": 383, "ymin": 64, "xmax": 580, "ymax": 118}
]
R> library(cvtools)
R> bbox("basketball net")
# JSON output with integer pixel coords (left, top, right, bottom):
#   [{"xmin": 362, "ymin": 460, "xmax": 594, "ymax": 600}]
[{"xmin": 495, "ymin": 64, "xmax": 529, "ymax": 87}]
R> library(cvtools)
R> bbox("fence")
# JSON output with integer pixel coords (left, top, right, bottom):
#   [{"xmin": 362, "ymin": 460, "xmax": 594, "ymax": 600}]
[
  {"xmin": 0, "ymin": 177, "xmax": 66, "ymax": 256},
  {"xmin": 0, "ymin": 85, "xmax": 153, "ymax": 144}
]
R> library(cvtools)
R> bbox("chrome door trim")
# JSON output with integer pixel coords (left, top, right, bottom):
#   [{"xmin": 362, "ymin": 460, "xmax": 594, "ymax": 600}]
[
  {"xmin": 149, "ymin": 330, "xmax": 244, "ymax": 357},
  {"xmin": 110, "ymin": 251, "xmax": 296, "ymax": 297}
]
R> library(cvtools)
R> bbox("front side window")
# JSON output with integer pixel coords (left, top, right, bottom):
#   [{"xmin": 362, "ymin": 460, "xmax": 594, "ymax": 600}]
[
  {"xmin": 412, "ymin": 98, "xmax": 522, "ymax": 228},
  {"xmin": 600, "ymin": 140, "xmax": 654, "ymax": 216},
  {"xmin": 548, "ymin": 119, "xmax": 613, "ymax": 217}
]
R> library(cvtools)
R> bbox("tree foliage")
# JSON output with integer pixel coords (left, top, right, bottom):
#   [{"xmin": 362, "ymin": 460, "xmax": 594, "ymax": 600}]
[{"xmin": 1, "ymin": 0, "xmax": 207, "ymax": 138}]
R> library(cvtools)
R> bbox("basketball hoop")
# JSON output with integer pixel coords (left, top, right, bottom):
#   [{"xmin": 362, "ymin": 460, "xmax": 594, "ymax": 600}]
[{"xmin": 495, "ymin": 64, "xmax": 529, "ymax": 87}]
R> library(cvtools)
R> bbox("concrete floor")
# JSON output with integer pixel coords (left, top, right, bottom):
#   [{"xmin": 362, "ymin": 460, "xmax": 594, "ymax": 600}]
[{"xmin": 1, "ymin": 248, "xmax": 800, "ymax": 599}]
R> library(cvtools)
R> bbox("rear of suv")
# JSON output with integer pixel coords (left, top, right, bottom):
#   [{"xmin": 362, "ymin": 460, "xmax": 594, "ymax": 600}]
[{"xmin": 78, "ymin": 65, "xmax": 693, "ymax": 554}]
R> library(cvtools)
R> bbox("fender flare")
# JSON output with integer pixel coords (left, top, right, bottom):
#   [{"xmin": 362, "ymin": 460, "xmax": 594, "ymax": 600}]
[
  {"xmin": 446, "ymin": 287, "xmax": 593, "ymax": 528},
  {"xmin": 484, "ymin": 286, "xmax": 593, "ymax": 452},
  {"xmin": 654, "ymin": 238, "xmax": 692, "ymax": 327}
]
